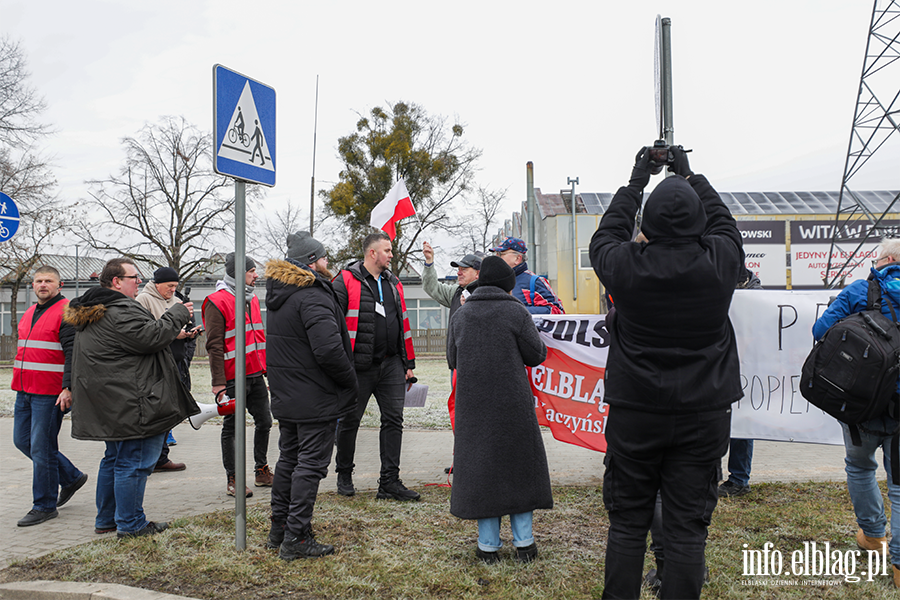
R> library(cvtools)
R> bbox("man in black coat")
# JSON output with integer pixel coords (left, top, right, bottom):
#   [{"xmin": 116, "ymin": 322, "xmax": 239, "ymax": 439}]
[
  {"xmin": 590, "ymin": 146, "xmax": 744, "ymax": 599},
  {"xmin": 264, "ymin": 231, "xmax": 358, "ymax": 560}
]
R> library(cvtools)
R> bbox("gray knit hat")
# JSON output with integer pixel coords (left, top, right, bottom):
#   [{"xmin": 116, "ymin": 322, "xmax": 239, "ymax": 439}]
[
  {"xmin": 287, "ymin": 231, "xmax": 327, "ymax": 264},
  {"xmin": 225, "ymin": 253, "xmax": 256, "ymax": 278}
]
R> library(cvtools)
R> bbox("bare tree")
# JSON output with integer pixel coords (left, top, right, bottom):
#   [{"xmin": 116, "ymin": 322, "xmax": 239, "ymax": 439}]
[
  {"xmin": 250, "ymin": 197, "xmax": 308, "ymax": 262},
  {"xmin": 0, "ymin": 38, "xmax": 66, "ymax": 338},
  {"xmin": 80, "ymin": 116, "xmax": 237, "ymax": 281},
  {"xmin": 0, "ymin": 36, "xmax": 52, "ymax": 146},
  {"xmin": 0, "ymin": 148, "xmax": 72, "ymax": 336},
  {"xmin": 459, "ymin": 185, "xmax": 507, "ymax": 255}
]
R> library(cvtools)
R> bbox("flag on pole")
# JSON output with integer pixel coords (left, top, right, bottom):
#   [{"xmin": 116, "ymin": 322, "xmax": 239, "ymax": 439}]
[{"xmin": 370, "ymin": 179, "xmax": 416, "ymax": 240}]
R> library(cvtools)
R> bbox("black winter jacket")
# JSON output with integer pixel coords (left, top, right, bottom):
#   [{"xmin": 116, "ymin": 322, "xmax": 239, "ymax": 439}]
[
  {"xmin": 64, "ymin": 287, "xmax": 199, "ymax": 441},
  {"xmin": 589, "ymin": 174, "xmax": 745, "ymax": 414},
  {"xmin": 265, "ymin": 259, "xmax": 358, "ymax": 423},
  {"xmin": 332, "ymin": 260, "xmax": 415, "ymax": 372}
]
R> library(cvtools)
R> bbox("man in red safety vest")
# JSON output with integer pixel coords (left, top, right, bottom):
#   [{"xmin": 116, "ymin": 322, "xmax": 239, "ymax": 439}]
[
  {"xmin": 332, "ymin": 231, "xmax": 419, "ymax": 501},
  {"xmin": 12, "ymin": 265, "xmax": 88, "ymax": 527},
  {"xmin": 202, "ymin": 253, "xmax": 273, "ymax": 498}
]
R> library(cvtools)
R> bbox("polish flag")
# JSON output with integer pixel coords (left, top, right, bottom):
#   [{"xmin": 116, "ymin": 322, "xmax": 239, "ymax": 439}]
[{"xmin": 370, "ymin": 179, "xmax": 416, "ymax": 240}]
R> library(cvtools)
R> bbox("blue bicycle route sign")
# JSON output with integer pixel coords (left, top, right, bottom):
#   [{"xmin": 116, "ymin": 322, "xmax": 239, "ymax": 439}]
[
  {"xmin": 0, "ymin": 192, "xmax": 20, "ymax": 242},
  {"xmin": 213, "ymin": 65, "xmax": 276, "ymax": 187}
]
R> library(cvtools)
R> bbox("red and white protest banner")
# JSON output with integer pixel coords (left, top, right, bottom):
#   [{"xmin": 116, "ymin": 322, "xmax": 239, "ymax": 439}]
[
  {"xmin": 529, "ymin": 316, "xmax": 610, "ymax": 452},
  {"xmin": 523, "ymin": 289, "xmax": 847, "ymax": 452}
]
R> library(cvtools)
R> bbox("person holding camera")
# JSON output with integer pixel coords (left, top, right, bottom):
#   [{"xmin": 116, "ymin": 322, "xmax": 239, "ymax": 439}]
[
  {"xmin": 590, "ymin": 146, "xmax": 744, "ymax": 599},
  {"xmin": 136, "ymin": 266, "xmax": 201, "ymax": 474}
]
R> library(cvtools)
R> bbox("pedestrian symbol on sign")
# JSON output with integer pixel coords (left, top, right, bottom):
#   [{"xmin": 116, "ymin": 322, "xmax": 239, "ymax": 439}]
[{"xmin": 217, "ymin": 82, "xmax": 274, "ymax": 171}]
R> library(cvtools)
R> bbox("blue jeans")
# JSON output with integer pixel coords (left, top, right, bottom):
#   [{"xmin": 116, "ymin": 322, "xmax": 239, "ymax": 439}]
[
  {"xmin": 842, "ymin": 417, "xmax": 900, "ymax": 565},
  {"xmin": 477, "ymin": 512, "xmax": 534, "ymax": 552},
  {"xmin": 95, "ymin": 433, "xmax": 166, "ymax": 534},
  {"xmin": 726, "ymin": 438, "xmax": 754, "ymax": 487},
  {"xmin": 13, "ymin": 392, "xmax": 83, "ymax": 512}
]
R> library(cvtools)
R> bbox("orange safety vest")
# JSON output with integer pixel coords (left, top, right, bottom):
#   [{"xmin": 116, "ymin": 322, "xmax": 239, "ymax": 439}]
[
  {"xmin": 341, "ymin": 270, "xmax": 415, "ymax": 362},
  {"xmin": 12, "ymin": 299, "xmax": 67, "ymax": 395},
  {"xmin": 202, "ymin": 289, "xmax": 266, "ymax": 380}
]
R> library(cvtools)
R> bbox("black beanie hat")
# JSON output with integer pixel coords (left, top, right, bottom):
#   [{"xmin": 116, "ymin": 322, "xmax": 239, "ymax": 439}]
[
  {"xmin": 153, "ymin": 267, "xmax": 179, "ymax": 283},
  {"xmin": 477, "ymin": 255, "xmax": 516, "ymax": 293},
  {"xmin": 286, "ymin": 230, "xmax": 327, "ymax": 264},
  {"xmin": 225, "ymin": 253, "xmax": 256, "ymax": 278}
]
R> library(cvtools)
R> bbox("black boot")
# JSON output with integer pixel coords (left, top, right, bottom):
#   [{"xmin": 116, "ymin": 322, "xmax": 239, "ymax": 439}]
[
  {"xmin": 279, "ymin": 528, "xmax": 335, "ymax": 560},
  {"xmin": 337, "ymin": 472, "xmax": 356, "ymax": 497},
  {"xmin": 266, "ymin": 519, "xmax": 285, "ymax": 550}
]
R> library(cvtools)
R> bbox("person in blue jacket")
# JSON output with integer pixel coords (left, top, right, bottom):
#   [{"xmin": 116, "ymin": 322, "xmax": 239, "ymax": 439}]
[
  {"xmin": 490, "ymin": 237, "xmax": 564, "ymax": 314},
  {"xmin": 812, "ymin": 238, "xmax": 900, "ymax": 588}
]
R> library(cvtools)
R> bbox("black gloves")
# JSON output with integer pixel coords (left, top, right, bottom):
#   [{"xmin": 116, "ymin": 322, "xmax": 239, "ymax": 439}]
[
  {"xmin": 668, "ymin": 145, "xmax": 693, "ymax": 178},
  {"xmin": 628, "ymin": 147, "xmax": 652, "ymax": 190}
]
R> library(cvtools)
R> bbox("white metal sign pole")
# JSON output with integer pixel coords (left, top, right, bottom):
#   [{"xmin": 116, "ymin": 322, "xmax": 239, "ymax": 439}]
[{"xmin": 234, "ymin": 179, "xmax": 247, "ymax": 550}]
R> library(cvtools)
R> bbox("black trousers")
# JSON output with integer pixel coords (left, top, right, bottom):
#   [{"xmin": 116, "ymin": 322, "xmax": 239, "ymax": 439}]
[
  {"xmin": 270, "ymin": 419, "xmax": 336, "ymax": 536},
  {"xmin": 221, "ymin": 375, "xmax": 273, "ymax": 475},
  {"xmin": 601, "ymin": 405, "xmax": 730, "ymax": 600},
  {"xmin": 335, "ymin": 355, "xmax": 406, "ymax": 481}
]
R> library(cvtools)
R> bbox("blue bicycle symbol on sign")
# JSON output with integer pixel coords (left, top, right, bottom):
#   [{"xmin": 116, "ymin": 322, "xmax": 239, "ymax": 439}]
[{"xmin": 0, "ymin": 192, "xmax": 21, "ymax": 242}]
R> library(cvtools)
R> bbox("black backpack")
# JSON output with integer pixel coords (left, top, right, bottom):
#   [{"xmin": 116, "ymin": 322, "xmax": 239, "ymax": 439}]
[{"xmin": 801, "ymin": 278, "xmax": 900, "ymax": 482}]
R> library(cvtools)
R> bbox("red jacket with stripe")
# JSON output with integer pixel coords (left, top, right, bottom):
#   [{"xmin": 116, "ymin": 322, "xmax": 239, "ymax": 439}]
[
  {"xmin": 202, "ymin": 289, "xmax": 266, "ymax": 382},
  {"xmin": 12, "ymin": 298, "xmax": 70, "ymax": 396},
  {"xmin": 332, "ymin": 261, "xmax": 415, "ymax": 371}
]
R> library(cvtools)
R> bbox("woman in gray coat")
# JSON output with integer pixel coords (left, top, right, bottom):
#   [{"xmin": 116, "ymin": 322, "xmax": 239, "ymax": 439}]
[{"xmin": 447, "ymin": 255, "xmax": 551, "ymax": 564}]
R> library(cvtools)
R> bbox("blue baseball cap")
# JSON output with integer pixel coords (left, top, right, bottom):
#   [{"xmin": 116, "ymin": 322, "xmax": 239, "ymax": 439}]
[{"xmin": 489, "ymin": 237, "xmax": 527, "ymax": 254}]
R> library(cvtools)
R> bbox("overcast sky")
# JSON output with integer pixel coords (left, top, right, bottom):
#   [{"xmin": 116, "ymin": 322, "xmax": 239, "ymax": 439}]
[{"xmin": 3, "ymin": 0, "xmax": 896, "ymax": 265}]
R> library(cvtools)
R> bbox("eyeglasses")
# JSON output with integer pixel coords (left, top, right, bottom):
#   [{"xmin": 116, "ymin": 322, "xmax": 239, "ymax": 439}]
[{"xmin": 118, "ymin": 275, "xmax": 141, "ymax": 280}]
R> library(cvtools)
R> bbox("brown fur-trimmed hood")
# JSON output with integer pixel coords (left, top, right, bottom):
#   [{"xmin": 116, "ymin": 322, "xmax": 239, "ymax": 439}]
[
  {"xmin": 265, "ymin": 259, "xmax": 320, "ymax": 311},
  {"xmin": 265, "ymin": 259, "xmax": 317, "ymax": 288},
  {"xmin": 63, "ymin": 287, "xmax": 128, "ymax": 329}
]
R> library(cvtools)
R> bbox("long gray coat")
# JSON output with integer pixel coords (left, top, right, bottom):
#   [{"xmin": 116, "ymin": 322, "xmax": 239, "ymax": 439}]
[{"xmin": 447, "ymin": 285, "xmax": 552, "ymax": 520}]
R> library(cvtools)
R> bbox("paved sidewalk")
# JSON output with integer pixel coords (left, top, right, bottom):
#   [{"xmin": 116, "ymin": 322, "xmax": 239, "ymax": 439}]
[{"xmin": 0, "ymin": 417, "xmax": 851, "ymax": 570}]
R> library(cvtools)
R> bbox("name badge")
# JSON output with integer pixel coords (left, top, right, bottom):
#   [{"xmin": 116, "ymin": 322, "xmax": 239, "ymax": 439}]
[{"xmin": 375, "ymin": 302, "xmax": 386, "ymax": 317}]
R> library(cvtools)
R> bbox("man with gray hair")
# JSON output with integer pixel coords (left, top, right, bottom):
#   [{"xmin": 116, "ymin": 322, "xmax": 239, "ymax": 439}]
[
  {"xmin": 812, "ymin": 237, "xmax": 900, "ymax": 588},
  {"xmin": 136, "ymin": 266, "xmax": 201, "ymax": 474}
]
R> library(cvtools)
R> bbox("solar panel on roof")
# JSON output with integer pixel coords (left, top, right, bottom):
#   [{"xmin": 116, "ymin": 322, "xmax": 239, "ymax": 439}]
[{"xmin": 580, "ymin": 193, "xmax": 603, "ymax": 214}]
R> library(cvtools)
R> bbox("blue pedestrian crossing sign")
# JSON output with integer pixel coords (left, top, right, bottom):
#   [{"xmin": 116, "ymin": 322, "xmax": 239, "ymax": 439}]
[
  {"xmin": 213, "ymin": 65, "xmax": 276, "ymax": 187},
  {"xmin": 0, "ymin": 192, "xmax": 20, "ymax": 242}
]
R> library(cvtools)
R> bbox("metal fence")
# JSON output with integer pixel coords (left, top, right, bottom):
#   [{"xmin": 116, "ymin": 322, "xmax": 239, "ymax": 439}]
[
  {"xmin": 410, "ymin": 329, "xmax": 447, "ymax": 355},
  {"xmin": 0, "ymin": 335, "xmax": 14, "ymax": 360},
  {"xmin": 1, "ymin": 329, "xmax": 448, "ymax": 362}
]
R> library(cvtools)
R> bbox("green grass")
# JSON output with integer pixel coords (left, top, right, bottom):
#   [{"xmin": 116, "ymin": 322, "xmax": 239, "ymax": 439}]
[{"xmin": 1, "ymin": 481, "xmax": 895, "ymax": 599}]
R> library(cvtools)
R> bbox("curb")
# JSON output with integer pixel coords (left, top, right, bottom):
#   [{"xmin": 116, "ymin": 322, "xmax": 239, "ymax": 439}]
[{"xmin": 0, "ymin": 580, "xmax": 201, "ymax": 599}]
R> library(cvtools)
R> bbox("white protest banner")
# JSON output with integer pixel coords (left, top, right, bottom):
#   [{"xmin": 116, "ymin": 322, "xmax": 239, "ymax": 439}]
[{"xmin": 529, "ymin": 288, "xmax": 846, "ymax": 453}]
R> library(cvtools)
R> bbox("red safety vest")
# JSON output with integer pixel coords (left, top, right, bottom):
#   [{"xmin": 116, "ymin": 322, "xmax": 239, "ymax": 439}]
[
  {"xmin": 12, "ymin": 299, "xmax": 67, "ymax": 395},
  {"xmin": 202, "ymin": 289, "xmax": 266, "ymax": 380},
  {"xmin": 340, "ymin": 270, "xmax": 416, "ymax": 362}
]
